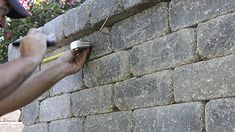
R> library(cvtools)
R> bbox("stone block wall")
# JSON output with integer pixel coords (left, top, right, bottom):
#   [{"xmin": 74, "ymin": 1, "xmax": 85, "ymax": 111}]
[
  {"xmin": 7, "ymin": 0, "xmax": 235, "ymax": 131},
  {"xmin": 0, "ymin": 110, "xmax": 24, "ymax": 132}
]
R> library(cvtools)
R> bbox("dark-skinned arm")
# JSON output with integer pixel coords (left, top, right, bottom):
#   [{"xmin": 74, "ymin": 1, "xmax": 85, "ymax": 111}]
[
  {"xmin": 0, "ymin": 57, "xmax": 40, "ymax": 100},
  {"xmin": 0, "ymin": 49, "xmax": 89, "ymax": 116},
  {"xmin": 0, "ymin": 29, "xmax": 47, "ymax": 101}
]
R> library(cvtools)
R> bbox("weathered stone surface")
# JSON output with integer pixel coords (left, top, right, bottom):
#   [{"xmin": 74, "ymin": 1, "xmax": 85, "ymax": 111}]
[
  {"xmin": 174, "ymin": 54, "xmax": 235, "ymax": 102},
  {"xmin": 206, "ymin": 98, "xmax": 235, "ymax": 132},
  {"xmin": 112, "ymin": 3, "xmax": 169, "ymax": 51},
  {"xmin": 22, "ymin": 102, "xmax": 39, "ymax": 126},
  {"xmin": 197, "ymin": 12, "xmax": 235, "ymax": 59},
  {"xmin": 90, "ymin": 0, "xmax": 123, "ymax": 25},
  {"xmin": 170, "ymin": 0, "xmax": 235, "ymax": 31},
  {"xmin": 63, "ymin": 1, "xmax": 91, "ymax": 37},
  {"xmin": 39, "ymin": 94, "xmax": 72, "ymax": 122},
  {"xmin": 0, "ymin": 110, "xmax": 21, "ymax": 122},
  {"xmin": 130, "ymin": 28, "xmax": 197, "ymax": 76},
  {"xmin": 114, "ymin": 70, "xmax": 173, "ymax": 110},
  {"xmin": 72, "ymin": 84, "xmax": 114, "ymax": 117},
  {"xmin": 84, "ymin": 51, "xmax": 130, "ymax": 87},
  {"xmin": 123, "ymin": 0, "xmax": 167, "ymax": 10},
  {"xmin": 133, "ymin": 102, "xmax": 205, "ymax": 132},
  {"xmin": 0, "ymin": 122, "xmax": 24, "ymax": 132},
  {"xmin": 49, "ymin": 71, "xmax": 84, "ymax": 96},
  {"xmin": 81, "ymin": 28, "xmax": 112, "ymax": 59},
  {"xmin": 85, "ymin": 111, "xmax": 133, "ymax": 132},
  {"xmin": 22, "ymin": 123, "xmax": 48, "ymax": 132},
  {"xmin": 42, "ymin": 15, "xmax": 65, "ymax": 42},
  {"xmin": 49, "ymin": 118, "xmax": 84, "ymax": 132}
]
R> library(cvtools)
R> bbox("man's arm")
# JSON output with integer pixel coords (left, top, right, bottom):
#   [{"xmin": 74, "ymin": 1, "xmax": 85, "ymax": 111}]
[
  {"xmin": 0, "ymin": 49, "xmax": 89, "ymax": 116},
  {"xmin": 0, "ymin": 29, "xmax": 47, "ymax": 101},
  {"xmin": 0, "ymin": 56, "xmax": 40, "ymax": 100}
]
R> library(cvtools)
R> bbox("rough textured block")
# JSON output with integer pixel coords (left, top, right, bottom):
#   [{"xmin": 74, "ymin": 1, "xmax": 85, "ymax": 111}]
[
  {"xmin": 39, "ymin": 94, "xmax": 72, "ymax": 122},
  {"xmin": 0, "ymin": 122, "xmax": 24, "ymax": 132},
  {"xmin": 198, "ymin": 12, "xmax": 235, "ymax": 59},
  {"xmin": 81, "ymin": 28, "xmax": 112, "ymax": 59},
  {"xmin": 123, "ymin": 0, "xmax": 167, "ymax": 10},
  {"xmin": 206, "ymin": 98, "xmax": 235, "ymax": 132},
  {"xmin": 133, "ymin": 102, "xmax": 205, "ymax": 132},
  {"xmin": 72, "ymin": 84, "xmax": 114, "ymax": 117},
  {"xmin": 49, "ymin": 71, "xmax": 84, "ymax": 96},
  {"xmin": 90, "ymin": 0, "xmax": 123, "ymax": 25},
  {"xmin": 85, "ymin": 111, "xmax": 132, "ymax": 132},
  {"xmin": 42, "ymin": 15, "xmax": 65, "ymax": 42},
  {"xmin": 170, "ymin": 0, "xmax": 235, "ymax": 31},
  {"xmin": 0, "ymin": 110, "xmax": 21, "ymax": 122},
  {"xmin": 84, "ymin": 51, "xmax": 130, "ymax": 87},
  {"xmin": 8, "ymin": 44, "xmax": 20, "ymax": 61},
  {"xmin": 130, "ymin": 28, "xmax": 197, "ymax": 76},
  {"xmin": 22, "ymin": 102, "xmax": 39, "ymax": 126},
  {"xmin": 63, "ymin": 1, "xmax": 91, "ymax": 37},
  {"xmin": 49, "ymin": 118, "xmax": 84, "ymax": 132},
  {"xmin": 114, "ymin": 70, "xmax": 173, "ymax": 110},
  {"xmin": 174, "ymin": 54, "xmax": 235, "ymax": 102},
  {"xmin": 112, "ymin": 3, "xmax": 169, "ymax": 51},
  {"xmin": 23, "ymin": 123, "xmax": 48, "ymax": 132}
]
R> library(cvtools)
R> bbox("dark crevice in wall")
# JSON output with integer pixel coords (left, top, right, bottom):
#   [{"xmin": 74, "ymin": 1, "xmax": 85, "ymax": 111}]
[
  {"xmin": 111, "ymin": 84, "xmax": 121, "ymax": 112},
  {"xmin": 82, "ymin": 116, "xmax": 86, "ymax": 132},
  {"xmin": 112, "ymin": 106, "xmax": 121, "ymax": 112},
  {"xmin": 167, "ymin": 2, "xmax": 173, "ymax": 34},
  {"xmin": 170, "ymin": 68, "xmax": 176, "ymax": 105}
]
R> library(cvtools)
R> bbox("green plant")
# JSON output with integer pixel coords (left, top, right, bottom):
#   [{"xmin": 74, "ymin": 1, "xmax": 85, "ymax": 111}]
[{"xmin": 0, "ymin": 2, "xmax": 67, "ymax": 63}]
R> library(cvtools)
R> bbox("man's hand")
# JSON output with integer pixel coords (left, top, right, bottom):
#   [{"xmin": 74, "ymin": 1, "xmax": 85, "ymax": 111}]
[
  {"xmin": 20, "ymin": 28, "xmax": 47, "ymax": 64},
  {"xmin": 56, "ymin": 49, "xmax": 90, "ymax": 75},
  {"xmin": 0, "ymin": 28, "xmax": 48, "ymax": 102}
]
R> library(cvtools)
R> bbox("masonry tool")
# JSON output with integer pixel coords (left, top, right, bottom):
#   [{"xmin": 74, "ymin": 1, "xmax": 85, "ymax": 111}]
[
  {"xmin": 12, "ymin": 39, "xmax": 55, "ymax": 47},
  {"xmin": 12, "ymin": 34, "xmax": 56, "ymax": 47},
  {"xmin": 42, "ymin": 40, "xmax": 91, "ymax": 63}
]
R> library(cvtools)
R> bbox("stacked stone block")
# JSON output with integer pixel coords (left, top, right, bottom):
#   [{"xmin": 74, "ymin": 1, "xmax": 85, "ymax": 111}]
[
  {"xmin": 0, "ymin": 110, "xmax": 24, "ymax": 132},
  {"xmin": 6, "ymin": 0, "xmax": 235, "ymax": 131}
]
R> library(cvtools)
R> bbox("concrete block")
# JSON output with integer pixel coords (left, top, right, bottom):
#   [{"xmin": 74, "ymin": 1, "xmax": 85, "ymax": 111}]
[
  {"xmin": 90, "ymin": 0, "xmax": 123, "ymax": 25},
  {"xmin": 22, "ymin": 123, "xmax": 48, "ymax": 132},
  {"xmin": 22, "ymin": 102, "xmax": 39, "ymax": 126},
  {"xmin": 114, "ymin": 70, "xmax": 173, "ymax": 110},
  {"xmin": 0, "ymin": 122, "xmax": 24, "ymax": 132},
  {"xmin": 0, "ymin": 110, "xmax": 21, "ymax": 122},
  {"xmin": 112, "ymin": 3, "xmax": 169, "ymax": 51},
  {"xmin": 84, "ymin": 51, "xmax": 130, "ymax": 87},
  {"xmin": 198, "ymin": 12, "xmax": 235, "ymax": 59},
  {"xmin": 81, "ymin": 28, "xmax": 112, "ymax": 59},
  {"xmin": 63, "ymin": 1, "xmax": 91, "ymax": 37},
  {"xmin": 49, "ymin": 118, "xmax": 84, "ymax": 132},
  {"xmin": 170, "ymin": 0, "xmax": 235, "ymax": 31},
  {"xmin": 133, "ymin": 102, "xmax": 205, "ymax": 132},
  {"xmin": 49, "ymin": 71, "xmax": 84, "ymax": 96},
  {"xmin": 72, "ymin": 84, "xmax": 114, "ymax": 117},
  {"xmin": 123, "ymin": 0, "xmax": 168, "ymax": 10},
  {"xmin": 39, "ymin": 94, "xmax": 72, "ymax": 122},
  {"xmin": 42, "ymin": 15, "xmax": 65, "ymax": 42},
  {"xmin": 174, "ymin": 54, "xmax": 235, "ymax": 102},
  {"xmin": 130, "ymin": 28, "xmax": 197, "ymax": 76},
  {"xmin": 84, "ymin": 111, "xmax": 133, "ymax": 132},
  {"xmin": 206, "ymin": 98, "xmax": 235, "ymax": 132}
]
